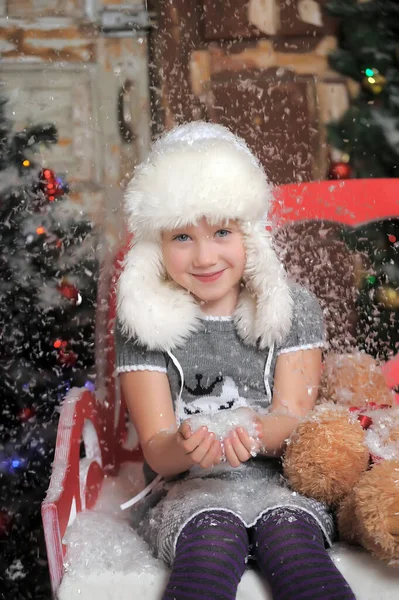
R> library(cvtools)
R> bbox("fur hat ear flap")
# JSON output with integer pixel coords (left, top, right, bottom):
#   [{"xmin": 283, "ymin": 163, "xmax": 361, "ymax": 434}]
[
  {"xmin": 234, "ymin": 221, "xmax": 293, "ymax": 349},
  {"xmin": 117, "ymin": 238, "xmax": 203, "ymax": 351}
]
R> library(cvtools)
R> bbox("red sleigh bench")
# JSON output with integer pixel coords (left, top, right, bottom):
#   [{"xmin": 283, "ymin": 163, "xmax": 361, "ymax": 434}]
[{"xmin": 42, "ymin": 179, "xmax": 399, "ymax": 599}]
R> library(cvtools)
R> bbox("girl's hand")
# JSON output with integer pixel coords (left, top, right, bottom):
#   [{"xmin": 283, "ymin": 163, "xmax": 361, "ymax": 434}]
[
  {"xmin": 177, "ymin": 422, "xmax": 223, "ymax": 468},
  {"xmin": 223, "ymin": 418, "xmax": 263, "ymax": 468}
]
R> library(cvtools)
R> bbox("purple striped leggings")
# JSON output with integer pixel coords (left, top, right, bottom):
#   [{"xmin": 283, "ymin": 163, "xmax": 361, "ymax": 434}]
[{"xmin": 162, "ymin": 508, "xmax": 355, "ymax": 600}]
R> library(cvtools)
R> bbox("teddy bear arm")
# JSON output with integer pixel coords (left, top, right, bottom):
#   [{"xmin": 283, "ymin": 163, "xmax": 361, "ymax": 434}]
[{"xmin": 284, "ymin": 413, "xmax": 369, "ymax": 505}]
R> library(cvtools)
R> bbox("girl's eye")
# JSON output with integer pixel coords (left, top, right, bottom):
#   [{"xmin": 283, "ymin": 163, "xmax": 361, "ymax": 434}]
[
  {"xmin": 216, "ymin": 229, "xmax": 231, "ymax": 238},
  {"xmin": 173, "ymin": 234, "xmax": 190, "ymax": 242}
]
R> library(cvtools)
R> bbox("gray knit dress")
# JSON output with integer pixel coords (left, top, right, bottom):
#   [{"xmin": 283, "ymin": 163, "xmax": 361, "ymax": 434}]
[{"xmin": 115, "ymin": 284, "xmax": 335, "ymax": 566}]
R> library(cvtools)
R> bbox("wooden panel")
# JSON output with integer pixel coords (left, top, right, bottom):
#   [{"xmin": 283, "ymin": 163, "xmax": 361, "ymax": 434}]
[
  {"xmin": 279, "ymin": 0, "xmax": 336, "ymax": 36},
  {"xmin": 1, "ymin": 66, "xmax": 100, "ymax": 184},
  {"xmin": 190, "ymin": 37, "xmax": 338, "ymax": 94},
  {"xmin": 5, "ymin": 0, "xmax": 144, "ymax": 19},
  {"xmin": 202, "ymin": 0, "xmax": 336, "ymax": 41},
  {"xmin": 206, "ymin": 69, "xmax": 319, "ymax": 185},
  {"xmin": 6, "ymin": 0, "xmax": 86, "ymax": 18},
  {"xmin": 95, "ymin": 34, "xmax": 152, "ymax": 237},
  {"xmin": 152, "ymin": 0, "xmax": 204, "ymax": 128},
  {"xmin": 317, "ymin": 80, "xmax": 349, "ymax": 124},
  {"xmin": 202, "ymin": 0, "xmax": 262, "ymax": 40},
  {"xmin": 0, "ymin": 21, "xmax": 96, "ymax": 62},
  {"xmin": 209, "ymin": 37, "xmax": 337, "ymax": 77}
]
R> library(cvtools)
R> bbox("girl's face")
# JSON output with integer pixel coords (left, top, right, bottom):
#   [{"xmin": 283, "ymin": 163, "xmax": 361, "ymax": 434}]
[{"xmin": 162, "ymin": 218, "xmax": 246, "ymax": 315}]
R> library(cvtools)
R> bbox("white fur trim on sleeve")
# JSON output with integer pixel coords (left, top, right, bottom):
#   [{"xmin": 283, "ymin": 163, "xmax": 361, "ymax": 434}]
[
  {"xmin": 202, "ymin": 316, "xmax": 233, "ymax": 321},
  {"xmin": 116, "ymin": 365, "xmax": 167, "ymax": 373},
  {"xmin": 277, "ymin": 342, "xmax": 325, "ymax": 355}
]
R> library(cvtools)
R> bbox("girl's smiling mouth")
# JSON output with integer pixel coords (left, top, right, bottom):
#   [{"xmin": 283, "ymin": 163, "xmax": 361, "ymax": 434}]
[{"xmin": 191, "ymin": 269, "xmax": 226, "ymax": 282}]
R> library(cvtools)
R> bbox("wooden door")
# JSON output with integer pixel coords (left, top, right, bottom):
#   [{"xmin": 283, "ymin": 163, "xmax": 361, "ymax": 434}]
[
  {"xmin": 152, "ymin": 0, "xmax": 351, "ymax": 185},
  {"xmin": 0, "ymin": 0, "xmax": 152, "ymax": 241}
]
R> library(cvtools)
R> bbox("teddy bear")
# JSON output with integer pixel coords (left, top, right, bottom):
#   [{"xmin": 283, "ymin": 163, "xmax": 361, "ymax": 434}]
[{"xmin": 283, "ymin": 352, "xmax": 399, "ymax": 566}]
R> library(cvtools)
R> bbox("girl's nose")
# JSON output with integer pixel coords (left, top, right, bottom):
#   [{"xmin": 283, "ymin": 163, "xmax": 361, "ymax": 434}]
[{"xmin": 192, "ymin": 240, "xmax": 218, "ymax": 268}]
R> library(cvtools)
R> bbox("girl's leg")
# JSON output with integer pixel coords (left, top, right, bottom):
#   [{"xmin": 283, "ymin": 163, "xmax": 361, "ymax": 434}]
[
  {"xmin": 162, "ymin": 509, "xmax": 249, "ymax": 600},
  {"xmin": 250, "ymin": 508, "xmax": 356, "ymax": 600}
]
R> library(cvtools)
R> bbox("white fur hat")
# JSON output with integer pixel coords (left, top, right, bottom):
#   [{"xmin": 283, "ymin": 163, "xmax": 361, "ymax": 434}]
[{"xmin": 117, "ymin": 121, "xmax": 293, "ymax": 352}]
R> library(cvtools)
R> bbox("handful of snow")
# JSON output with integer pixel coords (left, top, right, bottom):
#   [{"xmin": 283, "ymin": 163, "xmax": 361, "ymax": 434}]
[{"xmin": 187, "ymin": 407, "xmax": 258, "ymax": 440}]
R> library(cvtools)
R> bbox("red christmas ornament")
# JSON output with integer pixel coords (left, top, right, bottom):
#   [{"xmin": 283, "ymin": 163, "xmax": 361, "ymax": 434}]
[
  {"xmin": 388, "ymin": 234, "xmax": 397, "ymax": 244},
  {"xmin": 53, "ymin": 339, "xmax": 78, "ymax": 367},
  {"xmin": 328, "ymin": 161, "xmax": 352, "ymax": 180},
  {"xmin": 58, "ymin": 348, "xmax": 78, "ymax": 367},
  {"xmin": 39, "ymin": 168, "xmax": 64, "ymax": 202},
  {"xmin": 57, "ymin": 279, "xmax": 79, "ymax": 303},
  {"xmin": 18, "ymin": 407, "xmax": 35, "ymax": 421}
]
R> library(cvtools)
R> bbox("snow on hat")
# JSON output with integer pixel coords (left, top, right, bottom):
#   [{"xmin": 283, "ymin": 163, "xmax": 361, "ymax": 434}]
[{"xmin": 117, "ymin": 121, "xmax": 293, "ymax": 351}]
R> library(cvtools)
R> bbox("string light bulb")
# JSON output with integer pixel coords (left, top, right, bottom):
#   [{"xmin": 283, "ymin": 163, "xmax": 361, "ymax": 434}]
[{"xmin": 362, "ymin": 68, "xmax": 386, "ymax": 95}]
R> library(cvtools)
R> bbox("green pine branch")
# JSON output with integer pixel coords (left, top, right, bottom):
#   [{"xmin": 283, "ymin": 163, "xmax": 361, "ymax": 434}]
[
  {"xmin": 325, "ymin": 0, "xmax": 399, "ymax": 178},
  {"xmin": 0, "ymin": 95, "xmax": 58, "ymax": 171}
]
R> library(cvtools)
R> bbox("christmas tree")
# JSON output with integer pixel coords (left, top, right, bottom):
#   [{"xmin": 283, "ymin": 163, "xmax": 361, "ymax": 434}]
[
  {"xmin": 326, "ymin": 0, "xmax": 399, "ymax": 178},
  {"xmin": 325, "ymin": 1, "xmax": 399, "ymax": 362},
  {"xmin": 0, "ymin": 97, "xmax": 97, "ymax": 598},
  {"xmin": 342, "ymin": 221, "xmax": 399, "ymax": 362}
]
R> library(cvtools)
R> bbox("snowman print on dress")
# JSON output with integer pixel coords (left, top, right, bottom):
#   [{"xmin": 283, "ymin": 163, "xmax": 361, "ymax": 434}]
[{"xmin": 178, "ymin": 373, "xmax": 250, "ymax": 422}]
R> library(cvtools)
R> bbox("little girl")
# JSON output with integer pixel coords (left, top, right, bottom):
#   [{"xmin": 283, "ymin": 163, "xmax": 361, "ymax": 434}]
[{"xmin": 115, "ymin": 122, "xmax": 355, "ymax": 600}]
